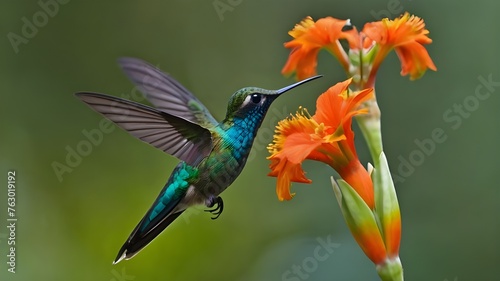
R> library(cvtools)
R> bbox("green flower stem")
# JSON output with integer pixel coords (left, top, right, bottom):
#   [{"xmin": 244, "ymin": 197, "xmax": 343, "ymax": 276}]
[
  {"xmin": 377, "ymin": 258, "xmax": 404, "ymax": 281},
  {"xmin": 353, "ymin": 95, "xmax": 405, "ymax": 281},
  {"xmin": 355, "ymin": 97, "xmax": 383, "ymax": 167}
]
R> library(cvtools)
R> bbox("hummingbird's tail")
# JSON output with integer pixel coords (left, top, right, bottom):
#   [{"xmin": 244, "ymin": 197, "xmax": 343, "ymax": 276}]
[
  {"xmin": 113, "ymin": 209, "xmax": 184, "ymax": 264},
  {"xmin": 113, "ymin": 162, "xmax": 196, "ymax": 264}
]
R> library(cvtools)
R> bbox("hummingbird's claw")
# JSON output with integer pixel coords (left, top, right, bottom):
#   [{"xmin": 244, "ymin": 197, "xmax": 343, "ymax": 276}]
[{"xmin": 205, "ymin": 196, "xmax": 224, "ymax": 220}]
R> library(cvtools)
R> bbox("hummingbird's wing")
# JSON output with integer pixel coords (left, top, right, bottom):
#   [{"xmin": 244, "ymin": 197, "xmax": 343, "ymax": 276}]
[
  {"xmin": 75, "ymin": 92, "xmax": 213, "ymax": 166},
  {"xmin": 118, "ymin": 57, "xmax": 218, "ymax": 128}
]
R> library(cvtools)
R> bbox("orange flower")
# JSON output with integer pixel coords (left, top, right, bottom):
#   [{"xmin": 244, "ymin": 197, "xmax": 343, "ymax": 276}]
[
  {"xmin": 363, "ymin": 12, "xmax": 436, "ymax": 83},
  {"xmin": 267, "ymin": 79, "xmax": 375, "ymax": 208},
  {"xmin": 281, "ymin": 16, "xmax": 352, "ymax": 80},
  {"xmin": 281, "ymin": 13, "xmax": 436, "ymax": 88}
]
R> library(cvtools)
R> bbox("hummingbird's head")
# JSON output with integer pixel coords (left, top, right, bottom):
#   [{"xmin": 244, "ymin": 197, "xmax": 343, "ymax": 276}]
[{"xmin": 224, "ymin": 75, "xmax": 322, "ymax": 121}]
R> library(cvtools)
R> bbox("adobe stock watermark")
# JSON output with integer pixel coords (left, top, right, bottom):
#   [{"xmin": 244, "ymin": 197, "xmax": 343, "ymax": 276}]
[
  {"xmin": 370, "ymin": 0, "xmax": 408, "ymax": 20},
  {"xmin": 282, "ymin": 235, "xmax": 340, "ymax": 281},
  {"xmin": 51, "ymin": 74, "xmax": 153, "ymax": 182},
  {"xmin": 392, "ymin": 74, "xmax": 499, "ymax": 183},
  {"xmin": 110, "ymin": 267, "xmax": 135, "ymax": 281},
  {"xmin": 213, "ymin": 0, "xmax": 243, "ymax": 22},
  {"xmin": 0, "ymin": 232, "xmax": 7, "ymax": 243},
  {"xmin": 51, "ymin": 118, "xmax": 116, "ymax": 182},
  {"xmin": 7, "ymin": 0, "xmax": 70, "ymax": 54}
]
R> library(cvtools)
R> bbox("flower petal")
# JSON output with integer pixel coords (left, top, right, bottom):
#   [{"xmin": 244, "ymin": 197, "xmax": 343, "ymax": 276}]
[
  {"xmin": 313, "ymin": 79, "xmax": 352, "ymax": 126},
  {"xmin": 268, "ymin": 156, "xmax": 312, "ymax": 201},
  {"xmin": 395, "ymin": 42, "xmax": 437, "ymax": 80},
  {"xmin": 267, "ymin": 80, "xmax": 374, "ymax": 203},
  {"xmin": 282, "ymin": 16, "xmax": 351, "ymax": 79},
  {"xmin": 362, "ymin": 12, "xmax": 436, "ymax": 81},
  {"xmin": 267, "ymin": 111, "xmax": 322, "ymax": 201},
  {"xmin": 313, "ymin": 79, "xmax": 374, "ymax": 155},
  {"xmin": 267, "ymin": 109, "xmax": 318, "ymax": 155},
  {"xmin": 282, "ymin": 47, "xmax": 318, "ymax": 79}
]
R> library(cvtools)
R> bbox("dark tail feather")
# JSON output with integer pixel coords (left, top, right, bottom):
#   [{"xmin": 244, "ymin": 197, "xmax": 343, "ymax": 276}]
[
  {"xmin": 113, "ymin": 162, "xmax": 193, "ymax": 263},
  {"xmin": 114, "ymin": 210, "xmax": 184, "ymax": 264}
]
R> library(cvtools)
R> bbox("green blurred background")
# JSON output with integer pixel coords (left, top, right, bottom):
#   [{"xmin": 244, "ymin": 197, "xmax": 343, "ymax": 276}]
[{"xmin": 1, "ymin": 0, "xmax": 499, "ymax": 280}]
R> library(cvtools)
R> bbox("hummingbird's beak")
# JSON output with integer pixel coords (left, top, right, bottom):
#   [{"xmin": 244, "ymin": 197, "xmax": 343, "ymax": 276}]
[{"xmin": 275, "ymin": 75, "xmax": 323, "ymax": 95}]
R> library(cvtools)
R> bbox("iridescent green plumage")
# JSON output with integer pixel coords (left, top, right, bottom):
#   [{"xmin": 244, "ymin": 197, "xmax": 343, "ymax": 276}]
[{"xmin": 75, "ymin": 58, "xmax": 321, "ymax": 263}]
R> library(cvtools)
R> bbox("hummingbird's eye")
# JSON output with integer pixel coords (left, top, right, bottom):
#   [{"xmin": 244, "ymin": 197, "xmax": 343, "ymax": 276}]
[{"xmin": 250, "ymin": 94, "xmax": 261, "ymax": 104}]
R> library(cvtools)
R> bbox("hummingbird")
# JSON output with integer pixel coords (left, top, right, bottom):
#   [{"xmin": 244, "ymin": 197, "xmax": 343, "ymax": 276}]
[{"xmin": 75, "ymin": 57, "xmax": 321, "ymax": 264}]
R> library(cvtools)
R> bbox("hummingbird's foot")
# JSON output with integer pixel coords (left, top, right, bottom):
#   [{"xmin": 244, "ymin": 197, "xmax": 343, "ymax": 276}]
[{"xmin": 205, "ymin": 196, "xmax": 224, "ymax": 220}]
